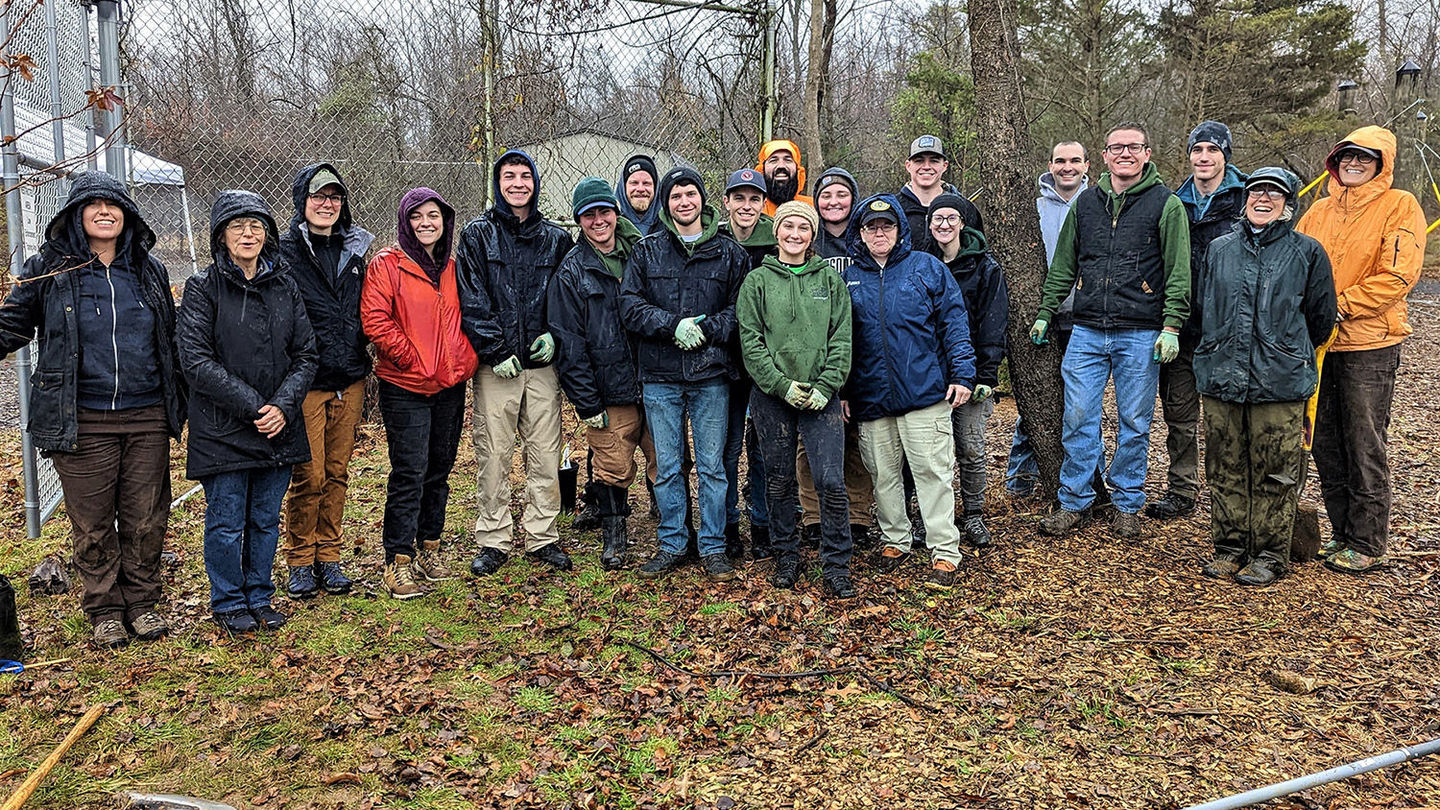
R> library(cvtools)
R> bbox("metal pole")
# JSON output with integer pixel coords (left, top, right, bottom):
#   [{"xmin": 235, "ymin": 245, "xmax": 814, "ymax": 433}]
[
  {"xmin": 96, "ymin": 0, "xmax": 126, "ymax": 181},
  {"xmin": 44, "ymin": 0, "xmax": 69, "ymax": 165},
  {"xmin": 1183, "ymin": 737, "xmax": 1440, "ymax": 810},
  {"xmin": 760, "ymin": 0, "xmax": 776, "ymax": 142},
  {"xmin": 2, "ymin": 3, "xmax": 43, "ymax": 540},
  {"xmin": 480, "ymin": 0, "xmax": 495, "ymax": 207},
  {"xmin": 80, "ymin": 3, "xmax": 98, "ymax": 170}
]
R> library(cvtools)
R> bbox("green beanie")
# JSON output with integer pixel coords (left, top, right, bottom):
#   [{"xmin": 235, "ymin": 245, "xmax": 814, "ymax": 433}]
[{"xmin": 572, "ymin": 176, "xmax": 618, "ymax": 219}]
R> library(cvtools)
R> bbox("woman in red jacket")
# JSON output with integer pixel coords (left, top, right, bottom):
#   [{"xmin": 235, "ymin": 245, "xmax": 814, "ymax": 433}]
[{"xmin": 360, "ymin": 188, "xmax": 478, "ymax": 599}]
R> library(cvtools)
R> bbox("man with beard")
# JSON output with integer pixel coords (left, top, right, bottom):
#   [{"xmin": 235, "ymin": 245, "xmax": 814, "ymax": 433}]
[
  {"xmin": 755, "ymin": 140, "xmax": 813, "ymax": 215},
  {"xmin": 616, "ymin": 153, "xmax": 661, "ymax": 234},
  {"xmin": 898, "ymin": 135, "xmax": 984, "ymax": 254}
]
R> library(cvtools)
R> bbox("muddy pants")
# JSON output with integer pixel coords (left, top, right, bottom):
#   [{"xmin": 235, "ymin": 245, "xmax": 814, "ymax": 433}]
[
  {"xmin": 751, "ymin": 390, "xmax": 851, "ymax": 574},
  {"xmin": 1311, "ymin": 345, "xmax": 1400, "ymax": 557},
  {"xmin": 1158, "ymin": 338, "xmax": 1201, "ymax": 499},
  {"xmin": 1203, "ymin": 397, "xmax": 1304, "ymax": 566}
]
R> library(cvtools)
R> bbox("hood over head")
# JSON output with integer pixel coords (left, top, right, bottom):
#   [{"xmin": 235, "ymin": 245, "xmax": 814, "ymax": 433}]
[
  {"xmin": 755, "ymin": 139, "xmax": 807, "ymax": 196},
  {"xmin": 290, "ymin": 162, "xmax": 353, "ymax": 232},
  {"xmin": 846, "ymin": 193, "xmax": 912, "ymax": 270},
  {"xmin": 1324, "ymin": 126, "xmax": 1396, "ymax": 197},
  {"xmin": 44, "ymin": 171, "xmax": 155, "ymax": 266},
  {"xmin": 615, "ymin": 153, "xmax": 661, "ymax": 231},
  {"xmin": 396, "ymin": 187, "xmax": 456, "ymax": 277},
  {"xmin": 209, "ymin": 190, "xmax": 280, "ymax": 272},
  {"xmin": 491, "ymin": 149, "xmax": 542, "ymax": 222}
]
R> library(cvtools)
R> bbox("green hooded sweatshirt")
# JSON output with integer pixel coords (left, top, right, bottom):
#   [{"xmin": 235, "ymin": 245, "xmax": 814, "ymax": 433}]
[
  {"xmin": 659, "ymin": 202, "xmax": 722, "ymax": 256},
  {"xmin": 719, "ymin": 213, "xmax": 779, "ymax": 250},
  {"xmin": 597, "ymin": 216, "xmax": 644, "ymax": 278},
  {"xmin": 736, "ymin": 254, "xmax": 852, "ymax": 400},
  {"xmin": 1038, "ymin": 161, "xmax": 1191, "ymax": 331}
]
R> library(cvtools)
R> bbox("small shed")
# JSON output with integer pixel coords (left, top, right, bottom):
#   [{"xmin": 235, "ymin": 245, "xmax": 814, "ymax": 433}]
[{"xmin": 513, "ymin": 128, "xmax": 686, "ymax": 222}]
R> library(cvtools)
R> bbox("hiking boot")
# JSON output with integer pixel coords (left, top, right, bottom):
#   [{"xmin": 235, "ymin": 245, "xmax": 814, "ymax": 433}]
[
  {"xmin": 384, "ymin": 555, "xmax": 425, "ymax": 600},
  {"xmin": 750, "ymin": 524, "xmax": 774, "ymax": 561},
  {"xmin": 1038, "ymin": 508, "xmax": 1088, "ymax": 537},
  {"xmin": 416, "ymin": 540, "xmax": 455, "ymax": 581},
  {"xmin": 925, "ymin": 559, "xmax": 959, "ymax": 591},
  {"xmin": 92, "ymin": 618, "xmax": 129, "ymax": 649},
  {"xmin": 725, "ymin": 522, "xmax": 745, "ymax": 560},
  {"xmin": 1144, "ymin": 492, "xmax": 1196, "ymax": 520},
  {"xmin": 469, "ymin": 548, "xmax": 508, "ymax": 577},
  {"xmin": 1112, "ymin": 511, "xmax": 1143, "ymax": 541},
  {"xmin": 873, "ymin": 546, "xmax": 908, "ymax": 573},
  {"xmin": 213, "ymin": 610, "xmax": 258, "ymax": 634},
  {"xmin": 1324, "ymin": 548, "xmax": 1387, "ymax": 575},
  {"xmin": 128, "ymin": 610, "xmax": 169, "ymax": 642},
  {"xmin": 1201, "ymin": 555, "xmax": 1244, "ymax": 579},
  {"xmin": 701, "ymin": 553, "xmax": 738, "ymax": 582},
  {"xmin": 528, "ymin": 542, "xmax": 574, "ymax": 571},
  {"xmin": 286, "ymin": 565, "xmax": 319, "ymax": 599},
  {"xmin": 850, "ymin": 523, "xmax": 875, "ymax": 551},
  {"xmin": 573, "ymin": 498, "xmax": 602, "ymax": 533},
  {"xmin": 1317, "ymin": 539, "xmax": 1343, "ymax": 558},
  {"xmin": 251, "ymin": 605, "xmax": 288, "ymax": 630},
  {"xmin": 637, "ymin": 550, "xmax": 682, "ymax": 579},
  {"xmin": 600, "ymin": 516, "xmax": 628, "ymax": 570},
  {"xmin": 822, "ymin": 574, "xmax": 858, "ymax": 599},
  {"xmin": 314, "ymin": 560, "xmax": 353, "ymax": 594},
  {"xmin": 962, "ymin": 514, "xmax": 992, "ymax": 548},
  {"xmin": 771, "ymin": 555, "xmax": 801, "ymax": 589},
  {"xmin": 1234, "ymin": 559, "xmax": 1283, "ymax": 586}
]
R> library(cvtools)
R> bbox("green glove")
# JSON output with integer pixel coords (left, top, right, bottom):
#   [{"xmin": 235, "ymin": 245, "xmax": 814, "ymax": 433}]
[
  {"xmin": 784, "ymin": 381, "xmax": 813, "ymax": 408},
  {"xmin": 493, "ymin": 355, "xmax": 522, "ymax": 379},
  {"xmin": 1154, "ymin": 330, "xmax": 1180, "ymax": 363},
  {"xmin": 674, "ymin": 315, "xmax": 707, "ymax": 350},
  {"xmin": 1029, "ymin": 319, "xmax": 1049, "ymax": 345},
  {"xmin": 582, "ymin": 411, "xmax": 608, "ymax": 430},
  {"xmin": 805, "ymin": 389, "xmax": 830, "ymax": 411},
  {"xmin": 973, "ymin": 384, "xmax": 993, "ymax": 403},
  {"xmin": 529, "ymin": 332, "xmax": 555, "ymax": 363}
]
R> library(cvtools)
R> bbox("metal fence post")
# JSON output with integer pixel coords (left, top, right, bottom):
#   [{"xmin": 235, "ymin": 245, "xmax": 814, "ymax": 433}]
[
  {"xmin": 80, "ymin": 3, "xmax": 98, "ymax": 170},
  {"xmin": 45, "ymin": 0, "xmax": 70, "ymax": 165},
  {"xmin": 96, "ymin": 0, "xmax": 125, "ymax": 180},
  {"xmin": 761, "ymin": 0, "xmax": 776, "ymax": 142}
]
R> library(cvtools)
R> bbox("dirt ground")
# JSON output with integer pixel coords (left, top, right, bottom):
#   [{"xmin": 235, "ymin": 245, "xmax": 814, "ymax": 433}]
[{"xmin": 1, "ymin": 298, "xmax": 1438, "ymax": 809}]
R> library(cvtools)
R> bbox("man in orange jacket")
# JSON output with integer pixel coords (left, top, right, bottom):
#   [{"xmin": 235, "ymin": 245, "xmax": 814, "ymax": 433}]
[
  {"xmin": 755, "ymin": 139, "xmax": 813, "ymax": 215},
  {"xmin": 1296, "ymin": 126, "xmax": 1424, "ymax": 575}
]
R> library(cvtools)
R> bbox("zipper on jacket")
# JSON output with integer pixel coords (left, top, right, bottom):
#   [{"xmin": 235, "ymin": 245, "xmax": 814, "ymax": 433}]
[
  {"xmin": 877, "ymin": 266, "xmax": 895, "ymax": 401},
  {"xmin": 105, "ymin": 263, "xmax": 120, "ymax": 409}
]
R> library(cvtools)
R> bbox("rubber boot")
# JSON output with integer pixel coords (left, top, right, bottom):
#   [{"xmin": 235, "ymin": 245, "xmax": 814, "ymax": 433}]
[
  {"xmin": 599, "ymin": 485, "xmax": 629, "ymax": 570},
  {"xmin": 574, "ymin": 482, "xmax": 602, "ymax": 532}
]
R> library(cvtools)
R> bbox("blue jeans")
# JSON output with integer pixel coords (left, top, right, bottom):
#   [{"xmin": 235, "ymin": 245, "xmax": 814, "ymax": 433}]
[
  {"xmin": 1005, "ymin": 416, "xmax": 1038, "ymax": 494},
  {"xmin": 201, "ymin": 466, "xmax": 293, "ymax": 614},
  {"xmin": 725, "ymin": 378, "xmax": 768, "ymax": 528},
  {"xmin": 644, "ymin": 380, "xmax": 730, "ymax": 555},
  {"xmin": 1060, "ymin": 325, "xmax": 1161, "ymax": 514}
]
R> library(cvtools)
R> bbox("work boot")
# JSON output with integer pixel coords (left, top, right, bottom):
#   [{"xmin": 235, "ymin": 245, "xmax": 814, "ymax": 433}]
[
  {"xmin": 637, "ymin": 550, "xmax": 682, "ymax": 579},
  {"xmin": 1234, "ymin": 559, "xmax": 1283, "ymax": 586},
  {"xmin": 750, "ymin": 524, "xmax": 774, "ymax": 561},
  {"xmin": 92, "ymin": 618, "xmax": 129, "ymax": 649},
  {"xmin": 725, "ymin": 522, "xmax": 745, "ymax": 560},
  {"xmin": 646, "ymin": 479, "xmax": 661, "ymax": 520},
  {"xmin": 1201, "ymin": 555, "xmax": 1244, "ymax": 579},
  {"xmin": 601, "ymin": 516, "xmax": 628, "ymax": 570},
  {"xmin": 925, "ymin": 559, "xmax": 959, "ymax": 590},
  {"xmin": 574, "ymin": 484, "xmax": 602, "ymax": 532},
  {"xmin": 527, "ymin": 542, "xmax": 574, "ymax": 571},
  {"xmin": 961, "ymin": 513, "xmax": 992, "ymax": 548},
  {"xmin": 873, "ymin": 546, "xmax": 908, "ymax": 574},
  {"xmin": 469, "ymin": 548, "xmax": 508, "ymax": 577},
  {"xmin": 850, "ymin": 523, "xmax": 875, "ymax": 551},
  {"xmin": 314, "ymin": 561, "xmax": 353, "ymax": 594},
  {"xmin": 1144, "ymin": 491, "xmax": 1196, "ymax": 520},
  {"xmin": 771, "ymin": 555, "xmax": 801, "ymax": 589},
  {"xmin": 822, "ymin": 574, "xmax": 858, "ymax": 600},
  {"xmin": 1038, "ymin": 508, "xmax": 1089, "ymax": 537},
  {"xmin": 384, "ymin": 555, "xmax": 425, "ymax": 599},
  {"xmin": 701, "ymin": 553, "xmax": 738, "ymax": 582},
  {"xmin": 1112, "ymin": 511, "xmax": 1143, "ymax": 541},
  {"xmin": 415, "ymin": 540, "xmax": 455, "ymax": 581},
  {"xmin": 286, "ymin": 565, "xmax": 319, "ymax": 599}
]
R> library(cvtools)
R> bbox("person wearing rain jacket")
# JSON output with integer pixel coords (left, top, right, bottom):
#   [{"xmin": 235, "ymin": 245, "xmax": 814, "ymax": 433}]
[
  {"xmin": 1296, "ymin": 126, "xmax": 1425, "ymax": 575},
  {"xmin": 842, "ymin": 194, "xmax": 975, "ymax": 591},
  {"xmin": 176, "ymin": 191, "xmax": 317, "ymax": 635},
  {"xmin": 277, "ymin": 163, "xmax": 375, "ymax": 599},
  {"xmin": 361, "ymin": 188, "xmax": 478, "ymax": 600},
  {"xmin": 0, "ymin": 171, "xmax": 185, "ymax": 649},
  {"xmin": 616, "ymin": 153, "xmax": 661, "ymax": 235},
  {"xmin": 457, "ymin": 149, "xmax": 576, "ymax": 578},
  {"xmin": 755, "ymin": 139, "xmax": 813, "ymax": 215},
  {"xmin": 1195, "ymin": 168, "xmax": 1336, "ymax": 586}
]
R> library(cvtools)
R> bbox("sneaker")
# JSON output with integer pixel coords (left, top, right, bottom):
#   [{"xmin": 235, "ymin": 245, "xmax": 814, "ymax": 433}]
[
  {"xmin": 128, "ymin": 610, "xmax": 169, "ymax": 642},
  {"xmin": 92, "ymin": 618, "xmax": 129, "ymax": 649},
  {"xmin": 415, "ymin": 540, "xmax": 454, "ymax": 581},
  {"xmin": 771, "ymin": 555, "xmax": 801, "ymax": 589},
  {"xmin": 384, "ymin": 554, "xmax": 426, "ymax": 599},
  {"xmin": 925, "ymin": 559, "xmax": 959, "ymax": 590},
  {"xmin": 286, "ymin": 565, "xmax": 320, "ymax": 599},
  {"xmin": 469, "ymin": 548, "xmax": 508, "ymax": 577},
  {"xmin": 1234, "ymin": 559, "xmax": 1283, "ymax": 586},
  {"xmin": 1324, "ymin": 548, "xmax": 1387, "ymax": 575},
  {"xmin": 636, "ymin": 550, "xmax": 682, "ymax": 579},
  {"xmin": 251, "ymin": 605, "xmax": 288, "ymax": 630},
  {"xmin": 1112, "ymin": 511, "xmax": 1143, "ymax": 541},
  {"xmin": 962, "ymin": 514, "xmax": 992, "ymax": 548},
  {"xmin": 701, "ymin": 553, "xmax": 738, "ymax": 582},
  {"xmin": 1317, "ymin": 539, "xmax": 1343, "ymax": 558},
  {"xmin": 213, "ymin": 610, "xmax": 258, "ymax": 634},
  {"xmin": 527, "ymin": 542, "xmax": 574, "ymax": 571},
  {"xmin": 873, "ymin": 546, "xmax": 908, "ymax": 573},
  {"xmin": 822, "ymin": 574, "xmax": 858, "ymax": 599},
  {"xmin": 1144, "ymin": 491, "xmax": 1196, "ymax": 520},
  {"xmin": 1038, "ymin": 508, "xmax": 1089, "ymax": 537},
  {"xmin": 1201, "ymin": 555, "xmax": 1244, "ymax": 579},
  {"xmin": 314, "ymin": 560, "xmax": 353, "ymax": 594}
]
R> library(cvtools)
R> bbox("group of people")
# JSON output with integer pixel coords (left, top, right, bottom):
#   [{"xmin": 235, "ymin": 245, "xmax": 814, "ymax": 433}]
[{"xmin": 0, "ymin": 119, "xmax": 1419, "ymax": 647}]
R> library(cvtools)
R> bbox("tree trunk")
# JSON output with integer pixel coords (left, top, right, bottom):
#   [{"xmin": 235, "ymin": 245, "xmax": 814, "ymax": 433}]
[
  {"xmin": 801, "ymin": 0, "xmax": 828, "ymax": 182},
  {"xmin": 968, "ymin": 0, "xmax": 1066, "ymax": 497}
]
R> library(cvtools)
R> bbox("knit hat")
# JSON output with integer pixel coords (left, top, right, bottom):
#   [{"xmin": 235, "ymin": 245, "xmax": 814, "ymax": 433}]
[
  {"xmin": 926, "ymin": 192, "xmax": 969, "ymax": 224},
  {"xmin": 773, "ymin": 200, "xmax": 819, "ymax": 235},
  {"xmin": 814, "ymin": 166, "xmax": 858, "ymax": 198},
  {"xmin": 571, "ymin": 176, "xmax": 618, "ymax": 218},
  {"xmin": 1188, "ymin": 120, "xmax": 1233, "ymax": 162},
  {"xmin": 620, "ymin": 154, "xmax": 658, "ymax": 186},
  {"xmin": 658, "ymin": 166, "xmax": 707, "ymax": 213}
]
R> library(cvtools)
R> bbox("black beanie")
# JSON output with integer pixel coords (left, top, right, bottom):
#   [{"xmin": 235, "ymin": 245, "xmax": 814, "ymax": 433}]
[
  {"xmin": 1188, "ymin": 121, "xmax": 1233, "ymax": 162},
  {"xmin": 621, "ymin": 154, "xmax": 659, "ymax": 186},
  {"xmin": 658, "ymin": 166, "xmax": 707, "ymax": 213},
  {"xmin": 927, "ymin": 192, "xmax": 970, "ymax": 224}
]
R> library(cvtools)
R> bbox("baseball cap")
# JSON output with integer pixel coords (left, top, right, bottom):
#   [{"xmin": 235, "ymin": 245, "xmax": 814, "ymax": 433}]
[
  {"xmin": 858, "ymin": 198, "xmax": 900, "ymax": 226},
  {"xmin": 908, "ymin": 135, "xmax": 946, "ymax": 160},
  {"xmin": 724, "ymin": 168, "xmax": 767, "ymax": 195},
  {"xmin": 308, "ymin": 168, "xmax": 345, "ymax": 195}
]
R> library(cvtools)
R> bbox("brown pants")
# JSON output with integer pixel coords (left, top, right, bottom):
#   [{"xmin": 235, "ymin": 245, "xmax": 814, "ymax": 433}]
[
  {"xmin": 284, "ymin": 381, "xmax": 365, "ymax": 566},
  {"xmin": 798, "ymin": 417, "xmax": 874, "ymax": 527},
  {"xmin": 586, "ymin": 404, "xmax": 656, "ymax": 488},
  {"xmin": 48, "ymin": 405, "xmax": 171, "ymax": 625}
]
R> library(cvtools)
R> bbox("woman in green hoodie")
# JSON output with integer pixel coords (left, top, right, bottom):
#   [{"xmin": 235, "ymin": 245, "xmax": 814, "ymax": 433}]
[{"xmin": 737, "ymin": 201, "xmax": 856, "ymax": 598}]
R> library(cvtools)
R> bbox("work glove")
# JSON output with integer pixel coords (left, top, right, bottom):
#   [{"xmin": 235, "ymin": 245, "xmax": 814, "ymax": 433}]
[
  {"xmin": 674, "ymin": 314, "xmax": 708, "ymax": 350},
  {"xmin": 1154, "ymin": 330, "xmax": 1180, "ymax": 363},
  {"xmin": 493, "ymin": 355, "xmax": 522, "ymax": 379},
  {"xmin": 529, "ymin": 332, "xmax": 555, "ymax": 363},
  {"xmin": 582, "ymin": 411, "xmax": 609, "ymax": 430},
  {"xmin": 784, "ymin": 381, "xmax": 813, "ymax": 409},
  {"xmin": 973, "ymin": 384, "xmax": 993, "ymax": 403},
  {"xmin": 805, "ymin": 389, "xmax": 830, "ymax": 411},
  {"xmin": 1029, "ymin": 319, "xmax": 1049, "ymax": 345}
]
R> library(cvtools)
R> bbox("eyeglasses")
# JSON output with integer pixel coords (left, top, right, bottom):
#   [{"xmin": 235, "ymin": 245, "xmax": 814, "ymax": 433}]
[
  {"xmin": 861, "ymin": 222, "xmax": 897, "ymax": 234},
  {"xmin": 308, "ymin": 192, "xmax": 346, "ymax": 206},
  {"xmin": 225, "ymin": 219, "xmax": 266, "ymax": 235},
  {"xmin": 1103, "ymin": 143, "xmax": 1149, "ymax": 155},
  {"xmin": 930, "ymin": 214, "xmax": 961, "ymax": 226},
  {"xmin": 1338, "ymin": 152, "xmax": 1376, "ymax": 165},
  {"xmin": 1247, "ymin": 187, "xmax": 1287, "ymax": 200}
]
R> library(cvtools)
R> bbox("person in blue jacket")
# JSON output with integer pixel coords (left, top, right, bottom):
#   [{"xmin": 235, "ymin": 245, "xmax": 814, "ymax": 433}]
[{"xmin": 841, "ymin": 195, "xmax": 976, "ymax": 590}]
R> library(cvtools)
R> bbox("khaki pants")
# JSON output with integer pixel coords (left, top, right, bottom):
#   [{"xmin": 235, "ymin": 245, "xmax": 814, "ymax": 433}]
[
  {"xmin": 798, "ymin": 417, "xmax": 873, "ymax": 527},
  {"xmin": 472, "ymin": 364, "xmax": 563, "ymax": 552},
  {"xmin": 586, "ymin": 404, "xmax": 655, "ymax": 488},
  {"xmin": 284, "ymin": 381, "xmax": 365, "ymax": 565},
  {"xmin": 857, "ymin": 401, "xmax": 961, "ymax": 565}
]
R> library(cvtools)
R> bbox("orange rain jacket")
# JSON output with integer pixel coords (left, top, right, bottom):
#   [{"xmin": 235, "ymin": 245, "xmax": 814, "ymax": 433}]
[{"xmin": 755, "ymin": 139, "xmax": 813, "ymax": 215}]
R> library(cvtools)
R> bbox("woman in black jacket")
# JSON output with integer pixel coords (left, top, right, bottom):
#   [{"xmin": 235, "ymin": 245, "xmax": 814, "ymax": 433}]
[
  {"xmin": 176, "ymin": 191, "xmax": 317, "ymax": 634},
  {"xmin": 0, "ymin": 172, "xmax": 185, "ymax": 649}
]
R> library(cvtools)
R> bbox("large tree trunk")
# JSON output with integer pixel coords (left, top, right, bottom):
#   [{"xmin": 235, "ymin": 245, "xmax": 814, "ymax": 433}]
[
  {"xmin": 801, "ymin": 0, "xmax": 833, "ymax": 183},
  {"xmin": 968, "ymin": 0, "xmax": 1065, "ymax": 497}
]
